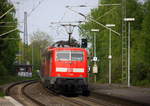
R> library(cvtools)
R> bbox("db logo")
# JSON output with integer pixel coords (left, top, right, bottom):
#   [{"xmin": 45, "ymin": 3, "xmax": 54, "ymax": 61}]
[{"xmin": 67, "ymin": 68, "xmax": 73, "ymax": 72}]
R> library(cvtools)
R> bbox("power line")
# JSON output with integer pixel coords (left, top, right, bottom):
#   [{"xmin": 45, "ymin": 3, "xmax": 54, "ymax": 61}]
[
  {"xmin": 96, "ymin": 7, "xmax": 118, "ymax": 20},
  {"xmin": 0, "ymin": 22, "xmax": 18, "ymax": 24},
  {"xmin": 49, "ymin": 25, "xmax": 67, "ymax": 36},
  {"xmin": 66, "ymin": 6, "xmax": 120, "ymax": 36},
  {"xmin": 0, "ymin": 38, "xmax": 20, "ymax": 40},
  {"xmin": 28, "ymin": 0, "xmax": 46, "ymax": 17},
  {"xmin": 0, "ymin": 6, "xmax": 14, "ymax": 19},
  {"xmin": 56, "ymin": 11, "xmax": 68, "ymax": 34},
  {"xmin": 0, "ymin": 28, "xmax": 18, "ymax": 37},
  {"xmin": 50, "ymin": 21, "xmax": 84, "ymax": 44}
]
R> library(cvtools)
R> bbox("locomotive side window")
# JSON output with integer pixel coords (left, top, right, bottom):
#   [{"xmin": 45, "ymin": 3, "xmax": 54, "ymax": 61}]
[
  {"xmin": 71, "ymin": 51, "xmax": 83, "ymax": 61},
  {"xmin": 57, "ymin": 51, "xmax": 70, "ymax": 61},
  {"xmin": 57, "ymin": 51, "xmax": 83, "ymax": 61}
]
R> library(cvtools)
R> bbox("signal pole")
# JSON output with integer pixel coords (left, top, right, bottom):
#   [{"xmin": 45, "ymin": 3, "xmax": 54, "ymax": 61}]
[{"xmin": 91, "ymin": 29, "xmax": 99, "ymax": 83}]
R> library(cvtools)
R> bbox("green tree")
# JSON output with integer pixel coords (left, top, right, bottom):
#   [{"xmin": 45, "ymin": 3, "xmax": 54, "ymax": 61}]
[
  {"xmin": 131, "ymin": 0, "xmax": 150, "ymax": 85},
  {"xmin": 80, "ymin": 0, "xmax": 150, "ymax": 85},
  {"xmin": 29, "ymin": 31, "xmax": 53, "ymax": 70},
  {"xmin": 0, "ymin": 0, "xmax": 20, "ymax": 77}
]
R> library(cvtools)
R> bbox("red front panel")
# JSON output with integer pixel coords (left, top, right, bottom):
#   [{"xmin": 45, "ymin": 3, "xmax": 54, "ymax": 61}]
[{"xmin": 50, "ymin": 48, "xmax": 88, "ymax": 78}]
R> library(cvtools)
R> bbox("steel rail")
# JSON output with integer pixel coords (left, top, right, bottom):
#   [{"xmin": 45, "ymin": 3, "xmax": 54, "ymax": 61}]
[
  {"xmin": 22, "ymin": 81, "xmax": 45, "ymax": 106},
  {"xmin": 5, "ymin": 80, "xmax": 45, "ymax": 106},
  {"xmin": 44, "ymin": 87, "xmax": 100, "ymax": 106},
  {"xmin": 43, "ymin": 87, "xmax": 90, "ymax": 106},
  {"xmin": 5, "ymin": 80, "xmax": 36, "ymax": 95}
]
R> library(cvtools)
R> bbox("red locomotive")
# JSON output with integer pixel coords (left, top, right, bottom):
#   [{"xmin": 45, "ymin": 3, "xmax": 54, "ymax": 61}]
[{"xmin": 40, "ymin": 41, "xmax": 90, "ymax": 95}]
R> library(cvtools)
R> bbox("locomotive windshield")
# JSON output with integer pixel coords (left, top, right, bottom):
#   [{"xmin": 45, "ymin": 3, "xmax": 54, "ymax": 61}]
[
  {"xmin": 57, "ymin": 51, "xmax": 83, "ymax": 61},
  {"xmin": 57, "ymin": 51, "xmax": 70, "ymax": 61},
  {"xmin": 71, "ymin": 51, "xmax": 83, "ymax": 61}
]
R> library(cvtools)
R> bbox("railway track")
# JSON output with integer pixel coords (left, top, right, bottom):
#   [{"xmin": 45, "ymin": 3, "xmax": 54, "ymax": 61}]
[
  {"xmin": 35, "ymin": 83, "xmax": 128, "ymax": 106},
  {"xmin": 6, "ymin": 80, "xmax": 41, "ymax": 106},
  {"xmin": 6, "ymin": 80, "xmax": 137, "ymax": 106},
  {"xmin": 24, "ymin": 82, "xmax": 103, "ymax": 106}
]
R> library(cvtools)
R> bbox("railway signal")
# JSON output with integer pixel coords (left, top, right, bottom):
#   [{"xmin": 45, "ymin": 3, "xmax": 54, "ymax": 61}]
[
  {"xmin": 81, "ymin": 38, "xmax": 87, "ymax": 48},
  {"xmin": 91, "ymin": 29, "xmax": 99, "ymax": 82}
]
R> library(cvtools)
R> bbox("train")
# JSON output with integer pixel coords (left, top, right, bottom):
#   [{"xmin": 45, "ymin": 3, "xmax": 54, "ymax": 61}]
[{"xmin": 39, "ymin": 40, "xmax": 90, "ymax": 95}]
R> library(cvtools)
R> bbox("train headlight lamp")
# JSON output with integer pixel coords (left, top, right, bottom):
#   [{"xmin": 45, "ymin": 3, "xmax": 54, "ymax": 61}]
[
  {"xmin": 57, "ymin": 74, "xmax": 61, "ymax": 77},
  {"xmin": 80, "ymin": 75, "xmax": 83, "ymax": 77}
]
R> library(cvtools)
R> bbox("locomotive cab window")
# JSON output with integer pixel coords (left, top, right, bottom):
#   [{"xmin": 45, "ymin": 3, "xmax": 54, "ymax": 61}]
[
  {"xmin": 71, "ymin": 51, "xmax": 83, "ymax": 61},
  {"xmin": 57, "ymin": 51, "xmax": 70, "ymax": 61},
  {"xmin": 46, "ymin": 52, "xmax": 51, "ymax": 60},
  {"xmin": 56, "ymin": 51, "xmax": 83, "ymax": 61}
]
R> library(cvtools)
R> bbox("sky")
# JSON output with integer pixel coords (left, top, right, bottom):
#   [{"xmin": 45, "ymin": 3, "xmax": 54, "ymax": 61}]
[{"xmin": 10, "ymin": 0, "xmax": 99, "ymax": 42}]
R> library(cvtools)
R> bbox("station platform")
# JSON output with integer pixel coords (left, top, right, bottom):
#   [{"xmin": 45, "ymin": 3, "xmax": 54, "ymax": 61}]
[
  {"xmin": 0, "ymin": 84, "xmax": 23, "ymax": 106},
  {"xmin": 90, "ymin": 83, "xmax": 150, "ymax": 106},
  {"xmin": 0, "ymin": 96, "xmax": 23, "ymax": 106}
]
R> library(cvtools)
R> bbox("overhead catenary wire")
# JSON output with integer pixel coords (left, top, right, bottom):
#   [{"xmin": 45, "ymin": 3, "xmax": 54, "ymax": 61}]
[
  {"xmin": 49, "ymin": 25, "xmax": 68, "ymax": 38},
  {"xmin": 66, "ymin": 6, "xmax": 121, "ymax": 36},
  {"xmin": 96, "ymin": 7, "xmax": 118, "ymax": 20},
  {"xmin": 66, "ymin": 4, "xmax": 121, "ymax": 8},
  {"xmin": 0, "ymin": 26, "xmax": 16, "ymax": 27},
  {"xmin": 58, "ymin": 11, "xmax": 67, "ymax": 24},
  {"xmin": 50, "ymin": 21, "xmax": 84, "ymax": 37},
  {"xmin": 56, "ymin": 11, "xmax": 68, "ymax": 36},
  {"xmin": 0, "ymin": 38, "xmax": 21, "ymax": 40},
  {"xmin": 0, "ymin": 6, "xmax": 14, "ymax": 19},
  {"xmin": 0, "ymin": 28, "xmax": 18, "ymax": 37},
  {"xmin": 0, "ymin": 5, "xmax": 20, "ymax": 37},
  {"xmin": 0, "ymin": 22, "xmax": 19, "ymax": 24},
  {"xmin": 28, "ymin": 0, "xmax": 46, "ymax": 17}
]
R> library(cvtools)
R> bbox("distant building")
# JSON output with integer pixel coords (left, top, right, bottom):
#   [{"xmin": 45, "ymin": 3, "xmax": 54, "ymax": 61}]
[{"xmin": 15, "ymin": 65, "xmax": 32, "ymax": 77}]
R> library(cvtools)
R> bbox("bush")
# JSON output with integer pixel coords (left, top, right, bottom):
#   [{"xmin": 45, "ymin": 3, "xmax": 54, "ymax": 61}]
[
  {"xmin": 0, "ymin": 91, "xmax": 5, "ymax": 97},
  {"xmin": 134, "ymin": 80, "xmax": 150, "ymax": 87},
  {"xmin": 0, "ymin": 62, "xmax": 8, "ymax": 77}
]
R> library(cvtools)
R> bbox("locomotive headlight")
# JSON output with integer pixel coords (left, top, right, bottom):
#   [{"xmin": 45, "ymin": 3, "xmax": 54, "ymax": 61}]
[
  {"xmin": 80, "ymin": 75, "xmax": 83, "ymax": 77},
  {"xmin": 57, "ymin": 74, "xmax": 61, "ymax": 77}
]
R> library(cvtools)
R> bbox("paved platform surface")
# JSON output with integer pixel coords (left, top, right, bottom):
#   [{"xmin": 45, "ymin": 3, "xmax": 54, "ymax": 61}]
[
  {"xmin": 0, "ymin": 97, "xmax": 14, "ymax": 106},
  {"xmin": 90, "ymin": 83, "xmax": 150, "ymax": 106},
  {"xmin": 0, "ymin": 96, "xmax": 23, "ymax": 106},
  {"xmin": 0, "ymin": 82, "xmax": 24, "ymax": 106}
]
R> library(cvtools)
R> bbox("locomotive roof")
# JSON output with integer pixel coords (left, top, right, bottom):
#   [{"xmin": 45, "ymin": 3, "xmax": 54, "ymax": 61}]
[
  {"xmin": 47, "ymin": 47, "xmax": 87, "ymax": 51},
  {"xmin": 51, "ymin": 40, "xmax": 80, "ymax": 48}
]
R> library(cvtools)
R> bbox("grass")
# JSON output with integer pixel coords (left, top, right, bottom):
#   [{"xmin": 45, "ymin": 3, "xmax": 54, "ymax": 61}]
[
  {"xmin": 132, "ymin": 80, "xmax": 150, "ymax": 87},
  {"xmin": 0, "ymin": 72, "xmax": 39, "ymax": 85}
]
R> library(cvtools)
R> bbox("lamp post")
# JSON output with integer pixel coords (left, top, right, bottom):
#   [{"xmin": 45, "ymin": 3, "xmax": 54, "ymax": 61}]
[
  {"xmin": 124, "ymin": 18, "xmax": 135, "ymax": 87},
  {"xmin": 106, "ymin": 24, "xmax": 115, "ymax": 85},
  {"xmin": 91, "ymin": 29, "xmax": 99, "ymax": 83}
]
